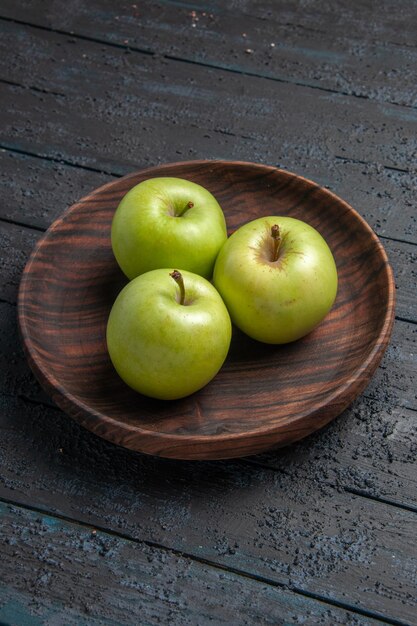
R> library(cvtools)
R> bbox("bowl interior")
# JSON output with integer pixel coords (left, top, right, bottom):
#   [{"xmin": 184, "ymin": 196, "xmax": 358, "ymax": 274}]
[{"xmin": 19, "ymin": 161, "xmax": 394, "ymax": 459}]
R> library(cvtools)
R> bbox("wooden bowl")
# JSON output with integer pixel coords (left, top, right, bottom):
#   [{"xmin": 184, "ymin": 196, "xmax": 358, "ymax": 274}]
[{"xmin": 18, "ymin": 161, "xmax": 395, "ymax": 460}]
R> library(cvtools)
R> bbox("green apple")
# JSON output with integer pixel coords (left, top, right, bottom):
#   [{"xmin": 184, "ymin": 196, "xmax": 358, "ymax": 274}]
[
  {"xmin": 111, "ymin": 177, "xmax": 227, "ymax": 280},
  {"xmin": 213, "ymin": 216, "xmax": 338, "ymax": 344},
  {"xmin": 106, "ymin": 268, "xmax": 232, "ymax": 400}
]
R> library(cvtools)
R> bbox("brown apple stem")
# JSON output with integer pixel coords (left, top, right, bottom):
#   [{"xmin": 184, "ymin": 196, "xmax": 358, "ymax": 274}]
[
  {"xmin": 271, "ymin": 224, "xmax": 281, "ymax": 262},
  {"xmin": 170, "ymin": 270, "xmax": 185, "ymax": 305},
  {"xmin": 186, "ymin": 201, "xmax": 194, "ymax": 209}
]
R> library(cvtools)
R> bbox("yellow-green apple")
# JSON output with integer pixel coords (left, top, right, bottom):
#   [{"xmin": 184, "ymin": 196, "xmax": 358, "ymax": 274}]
[
  {"xmin": 213, "ymin": 216, "xmax": 338, "ymax": 344},
  {"xmin": 106, "ymin": 269, "xmax": 232, "ymax": 400},
  {"xmin": 111, "ymin": 177, "xmax": 227, "ymax": 280}
]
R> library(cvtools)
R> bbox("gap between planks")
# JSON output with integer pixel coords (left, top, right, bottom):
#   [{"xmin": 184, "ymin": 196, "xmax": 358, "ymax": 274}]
[
  {"xmin": 0, "ymin": 14, "xmax": 416, "ymax": 111},
  {"xmin": 334, "ymin": 155, "xmax": 410, "ymax": 175},
  {"xmin": 1, "ymin": 142, "xmax": 412, "ymax": 180},
  {"xmin": 241, "ymin": 459, "xmax": 417, "ymax": 515},
  {"xmin": 0, "ymin": 495, "xmax": 410, "ymax": 626},
  {"xmin": 0, "ymin": 143, "xmax": 124, "ymax": 178}
]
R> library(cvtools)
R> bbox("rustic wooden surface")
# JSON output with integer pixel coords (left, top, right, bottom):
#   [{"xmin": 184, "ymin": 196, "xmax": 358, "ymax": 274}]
[{"xmin": 0, "ymin": 1, "xmax": 416, "ymax": 624}]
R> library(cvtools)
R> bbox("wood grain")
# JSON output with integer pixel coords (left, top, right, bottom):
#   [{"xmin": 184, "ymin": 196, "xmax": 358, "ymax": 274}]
[
  {"xmin": 18, "ymin": 161, "xmax": 395, "ymax": 460},
  {"xmin": 1, "ymin": 0, "xmax": 416, "ymax": 106},
  {"xmin": 1, "ymin": 20, "xmax": 416, "ymax": 175},
  {"xmin": 1, "ymin": 405, "xmax": 416, "ymax": 623},
  {"xmin": 4, "ymin": 502, "xmax": 373, "ymax": 626}
]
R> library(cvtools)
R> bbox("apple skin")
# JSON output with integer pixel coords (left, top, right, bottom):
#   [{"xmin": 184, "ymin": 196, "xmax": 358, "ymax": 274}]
[
  {"xmin": 111, "ymin": 177, "xmax": 227, "ymax": 280},
  {"xmin": 213, "ymin": 216, "xmax": 338, "ymax": 344},
  {"xmin": 106, "ymin": 269, "xmax": 232, "ymax": 400}
]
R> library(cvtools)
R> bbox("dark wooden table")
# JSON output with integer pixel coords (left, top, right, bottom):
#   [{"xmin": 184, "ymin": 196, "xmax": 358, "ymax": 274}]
[{"xmin": 1, "ymin": 2, "xmax": 416, "ymax": 624}]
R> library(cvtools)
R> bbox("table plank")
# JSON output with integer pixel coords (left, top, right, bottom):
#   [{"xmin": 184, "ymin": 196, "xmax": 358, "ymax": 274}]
[
  {"xmin": 164, "ymin": 0, "xmax": 417, "ymax": 47},
  {"xmin": 1, "ymin": 19, "xmax": 415, "ymax": 249},
  {"xmin": 3, "ymin": 0, "xmax": 417, "ymax": 44},
  {"xmin": 1, "ymin": 22, "xmax": 416, "ymax": 174},
  {"xmin": 253, "ymin": 400, "xmax": 417, "ymax": 510},
  {"xmin": 3, "ymin": 501, "xmax": 374, "ymax": 626},
  {"xmin": 0, "ymin": 149, "xmax": 113, "ymax": 230},
  {"xmin": 0, "ymin": 394, "xmax": 416, "ymax": 624},
  {"xmin": 0, "ymin": 0, "xmax": 416, "ymax": 107}
]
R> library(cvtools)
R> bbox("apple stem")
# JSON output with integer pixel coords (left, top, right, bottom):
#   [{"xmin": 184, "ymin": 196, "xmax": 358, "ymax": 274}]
[
  {"xmin": 170, "ymin": 270, "xmax": 186, "ymax": 305},
  {"xmin": 271, "ymin": 224, "xmax": 281, "ymax": 262},
  {"xmin": 187, "ymin": 201, "xmax": 194, "ymax": 209}
]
